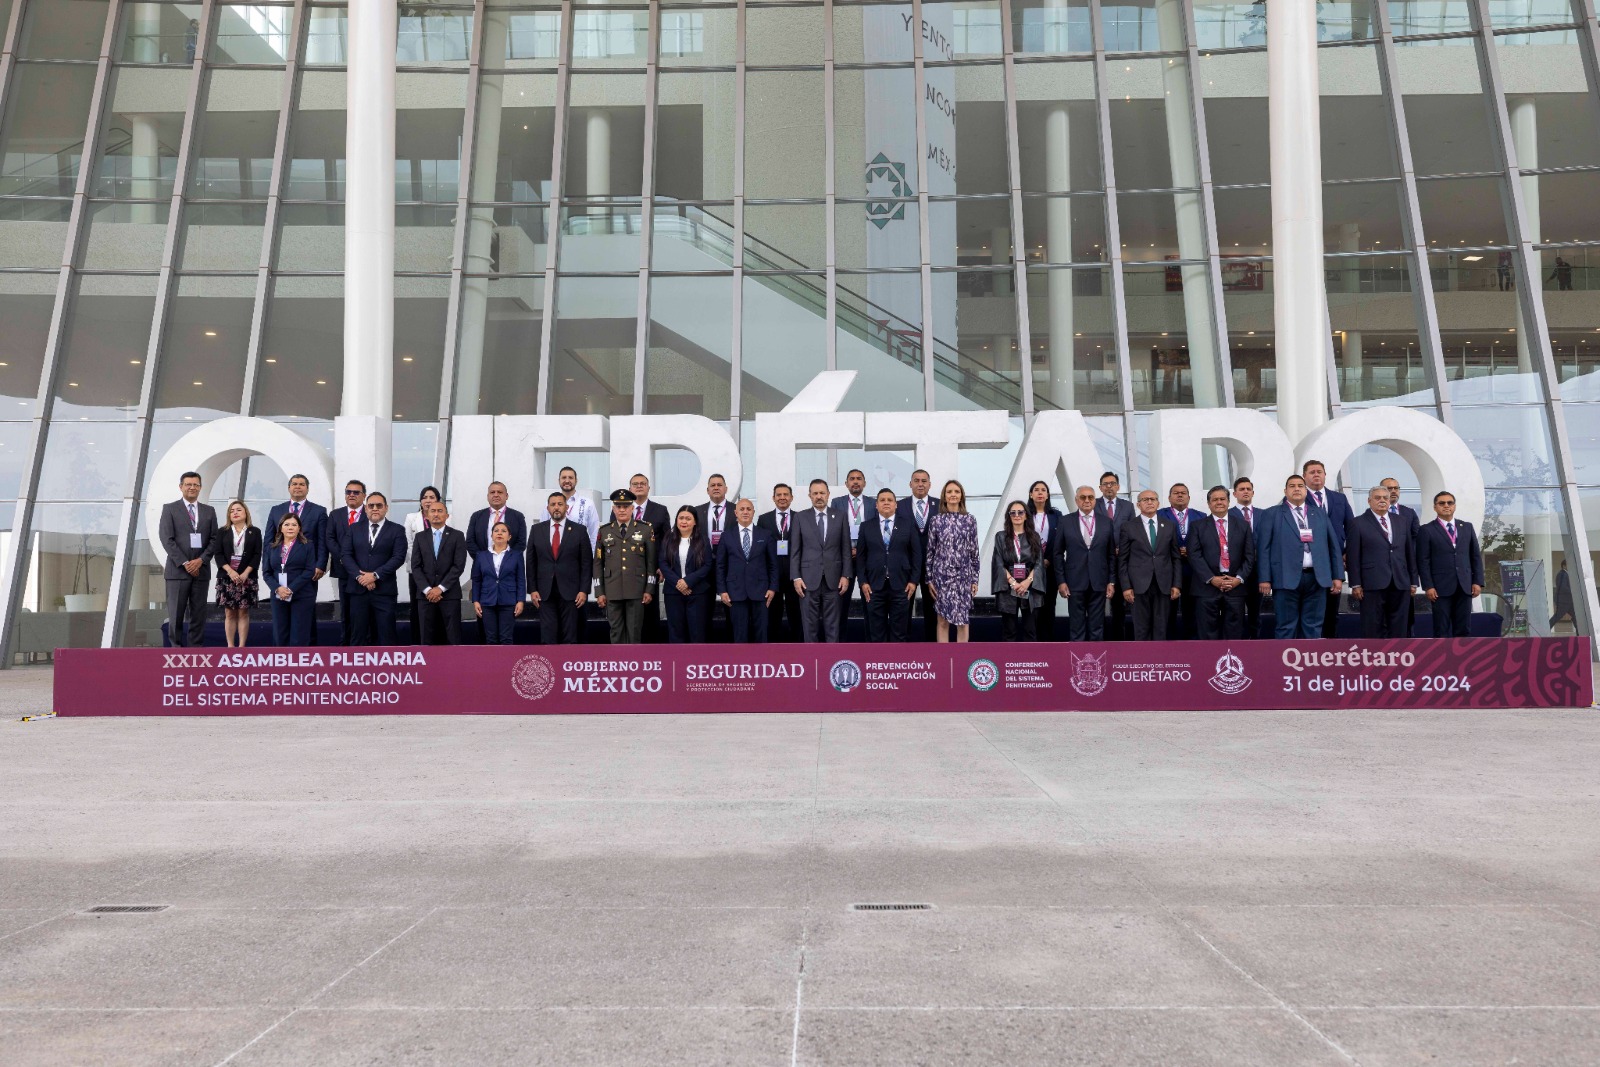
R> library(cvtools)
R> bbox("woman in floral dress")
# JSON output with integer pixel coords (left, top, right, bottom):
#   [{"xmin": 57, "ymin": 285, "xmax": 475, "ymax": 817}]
[{"xmin": 925, "ymin": 479, "xmax": 980, "ymax": 642}]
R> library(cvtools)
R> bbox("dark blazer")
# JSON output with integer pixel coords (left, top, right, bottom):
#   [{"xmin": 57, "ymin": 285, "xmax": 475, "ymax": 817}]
[
  {"xmin": 832, "ymin": 493, "xmax": 872, "ymax": 538},
  {"xmin": 634, "ymin": 500, "xmax": 671, "ymax": 549},
  {"xmin": 411, "ymin": 525, "xmax": 469, "ymax": 600},
  {"xmin": 158, "ymin": 499, "xmax": 219, "ymax": 580},
  {"xmin": 1024, "ymin": 505, "xmax": 1067, "ymax": 574},
  {"xmin": 209, "ymin": 525, "xmax": 262, "ymax": 580},
  {"xmin": 1230, "ymin": 504, "xmax": 1265, "ymax": 544},
  {"xmin": 467, "ymin": 506, "xmax": 528, "ymax": 556},
  {"xmin": 855, "ymin": 513, "xmax": 924, "ymax": 593},
  {"xmin": 326, "ymin": 506, "xmax": 364, "ymax": 583},
  {"xmin": 1391, "ymin": 502, "xmax": 1422, "ymax": 539},
  {"xmin": 526, "ymin": 518, "xmax": 594, "ymax": 601},
  {"xmin": 662, "ymin": 533, "xmax": 715, "ymax": 596},
  {"xmin": 1346, "ymin": 510, "xmax": 1417, "ymax": 592},
  {"xmin": 693, "ymin": 501, "xmax": 736, "ymax": 547},
  {"xmin": 896, "ymin": 495, "xmax": 938, "ymax": 579},
  {"xmin": 261, "ymin": 539, "xmax": 318, "ymax": 601},
  {"xmin": 788, "ymin": 505, "xmax": 853, "ymax": 589},
  {"xmin": 1305, "ymin": 487, "xmax": 1354, "ymax": 553},
  {"xmin": 341, "ymin": 518, "xmax": 409, "ymax": 596},
  {"xmin": 471, "ymin": 549, "xmax": 526, "ymax": 608},
  {"xmin": 1188, "ymin": 512, "xmax": 1256, "ymax": 594},
  {"xmin": 1059, "ymin": 508, "xmax": 1116, "ymax": 593},
  {"xmin": 1097, "ymin": 497, "xmax": 1137, "ymax": 547},
  {"xmin": 717, "ymin": 524, "xmax": 778, "ymax": 601},
  {"xmin": 266, "ymin": 500, "xmax": 329, "ymax": 571},
  {"xmin": 1117, "ymin": 513, "xmax": 1181, "ymax": 594},
  {"xmin": 1256, "ymin": 502, "xmax": 1343, "ymax": 589},
  {"xmin": 756, "ymin": 509, "xmax": 800, "ymax": 581},
  {"xmin": 1415, "ymin": 518, "xmax": 1484, "ymax": 597},
  {"xmin": 990, "ymin": 529, "xmax": 1048, "ymax": 612},
  {"xmin": 1158, "ymin": 506, "xmax": 1208, "ymax": 572}
]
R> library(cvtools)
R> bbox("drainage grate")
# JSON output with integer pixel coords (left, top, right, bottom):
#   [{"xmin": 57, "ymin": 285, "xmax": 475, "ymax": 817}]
[
  {"xmin": 86, "ymin": 905, "xmax": 169, "ymax": 914},
  {"xmin": 851, "ymin": 903, "xmax": 933, "ymax": 912}
]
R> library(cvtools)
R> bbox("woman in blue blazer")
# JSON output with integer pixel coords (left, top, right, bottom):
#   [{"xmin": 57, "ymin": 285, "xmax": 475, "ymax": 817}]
[
  {"xmin": 472, "ymin": 521, "xmax": 526, "ymax": 644},
  {"xmin": 660, "ymin": 506, "xmax": 713, "ymax": 643},
  {"xmin": 263, "ymin": 513, "xmax": 318, "ymax": 646}
]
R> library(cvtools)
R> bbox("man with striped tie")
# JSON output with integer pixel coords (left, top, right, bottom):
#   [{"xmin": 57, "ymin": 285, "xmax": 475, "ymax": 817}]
[
  {"xmin": 758, "ymin": 484, "xmax": 802, "ymax": 641},
  {"xmin": 1231, "ymin": 476, "xmax": 1263, "ymax": 638}
]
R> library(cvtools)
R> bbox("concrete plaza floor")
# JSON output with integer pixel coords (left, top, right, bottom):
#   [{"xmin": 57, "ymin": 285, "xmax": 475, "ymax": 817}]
[{"xmin": 2, "ymin": 664, "xmax": 1598, "ymax": 1065}]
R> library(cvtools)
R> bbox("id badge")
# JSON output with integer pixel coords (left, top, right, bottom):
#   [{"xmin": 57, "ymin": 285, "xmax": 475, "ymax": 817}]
[
  {"xmin": 1299, "ymin": 529, "xmax": 1314, "ymax": 544},
  {"xmin": 776, "ymin": 540, "xmax": 789, "ymax": 556},
  {"xmin": 1012, "ymin": 563, "xmax": 1027, "ymax": 583},
  {"xmin": 190, "ymin": 533, "xmax": 203, "ymax": 549},
  {"xmin": 710, "ymin": 531, "xmax": 721, "ymax": 547}
]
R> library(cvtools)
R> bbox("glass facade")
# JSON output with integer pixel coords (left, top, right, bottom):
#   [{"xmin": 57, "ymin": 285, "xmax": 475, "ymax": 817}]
[{"xmin": 1, "ymin": 0, "xmax": 1598, "ymax": 657}]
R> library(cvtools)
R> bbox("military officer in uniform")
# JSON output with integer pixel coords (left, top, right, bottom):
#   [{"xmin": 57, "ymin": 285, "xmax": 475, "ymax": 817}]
[{"xmin": 595, "ymin": 488, "xmax": 658, "ymax": 644}]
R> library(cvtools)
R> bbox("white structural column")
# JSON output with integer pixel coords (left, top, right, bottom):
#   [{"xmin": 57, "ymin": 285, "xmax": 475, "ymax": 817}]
[
  {"xmin": 1044, "ymin": 98, "xmax": 1074, "ymax": 407},
  {"xmin": 342, "ymin": 0, "xmax": 397, "ymax": 420},
  {"xmin": 455, "ymin": 9, "xmax": 511, "ymax": 417},
  {"xmin": 1268, "ymin": 0, "xmax": 1329, "ymax": 444},
  {"xmin": 1510, "ymin": 95, "xmax": 1537, "ymax": 374},
  {"xmin": 1338, "ymin": 222, "xmax": 1362, "ymax": 392}
]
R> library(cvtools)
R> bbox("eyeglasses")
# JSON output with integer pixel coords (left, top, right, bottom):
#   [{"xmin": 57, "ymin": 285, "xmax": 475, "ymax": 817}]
[
  {"xmin": 1007, "ymin": 510, "xmax": 1026, "ymax": 517},
  {"xmin": 345, "ymin": 489, "xmax": 363, "ymax": 496}
]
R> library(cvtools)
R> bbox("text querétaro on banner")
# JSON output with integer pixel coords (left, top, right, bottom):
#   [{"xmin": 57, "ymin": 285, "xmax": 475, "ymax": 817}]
[{"xmin": 53, "ymin": 638, "xmax": 1592, "ymax": 716}]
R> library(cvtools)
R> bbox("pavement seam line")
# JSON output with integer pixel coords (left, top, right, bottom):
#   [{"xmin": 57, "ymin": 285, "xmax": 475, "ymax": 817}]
[
  {"xmin": 961, "ymin": 715, "xmax": 1363, "ymax": 1067},
  {"xmin": 208, "ymin": 905, "xmax": 440, "ymax": 1067}
]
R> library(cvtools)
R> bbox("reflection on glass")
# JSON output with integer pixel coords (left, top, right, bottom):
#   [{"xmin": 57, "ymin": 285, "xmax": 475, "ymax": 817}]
[
  {"xmin": 94, "ymin": 68, "xmax": 189, "ymax": 200},
  {"xmin": 657, "ymin": 70, "xmax": 736, "ymax": 202},
  {"xmin": 645, "ymin": 275, "xmax": 732, "ymax": 417},
  {"xmin": 0, "ymin": 277, "xmax": 57, "ymax": 404},
  {"xmin": 745, "ymin": 71, "xmax": 824, "ymax": 199},
  {"xmin": 178, "ymin": 201, "xmax": 267, "ymax": 271},
  {"xmin": 213, "ymin": 4, "xmax": 296, "ymax": 65},
  {"xmin": 255, "ymin": 275, "xmax": 345, "ymax": 418},
  {"xmin": 549, "ymin": 276, "xmax": 638, "ymax": 415},
  {"xmin": 285, "ymin": 71, "xmax": 347, "ymax": 200},
  {"xmin": 37, "ymin": 421, "xmax": 135, "ymax": 501},
  {"xmin": 741, "ymin": 273, "xmax": 825, "ymax": 418},
  {"xmin": 396, "ymin": 72, "xmax": 466, "ymax": 202},
  {"xmin": 661, "ymin": 7, "xmax": 730, "ymax": 66},
  {"xmin": 398, "ymin": 7, "xmax": 472, "ymax": 65},
  {"xmin": 1427, "ymin": 251, "xmax": 1545, "ymax": 405},
  {"xmin": 494, "ymin": 8, "xmax": 562, "ymax": 67},
  {"xmin": 50, "ymin": 276, "xmax": 159, "ymax": 419},
  {"xmin": 304, "ymin": 6, "xmax": 347, "ymax": 64},
  {"xmin": 189, "ymin": 71, "xmax": 283, "ymax": 199},
  {"xmin": 154, "ymin": 275, "xmax": 258, "ymax": 421},
  {"xmin": 1191, "ymin": 2, "xmax": 1269, "ymax": 50},
  {"xmin": 1326, "ymin": 252, "xmax": 1435, "ymax": 405},
  {"xmin": 119, "ymin": 1, "xmax": 205, "ymax": 63},
  {"xmin": 570, "ymin": 7, "xmax": 648, "ymax": 65},
  {"xmin": 457, "ymin": 275, "xmax": 544, "ymax": 417},
  {"xmin": 1009, "ymin": 0, "xmax": 1090, "ymax": 55},
  {"xmin": 19, "ymin": 0, "xmax": 108, "ymax": 60},
  {"xmin": 564, "ymin": 74, "xmax": 646, "ymax": 200},
  {"xmin": 12, "ymin": 503, "xmax": 122, "ymax": 656}
]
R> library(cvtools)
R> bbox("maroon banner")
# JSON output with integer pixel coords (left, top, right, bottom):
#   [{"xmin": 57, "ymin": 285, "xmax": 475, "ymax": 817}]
[{"xmin": 53, "ymin": 638, "xmax": 1592, "ymax": 716}]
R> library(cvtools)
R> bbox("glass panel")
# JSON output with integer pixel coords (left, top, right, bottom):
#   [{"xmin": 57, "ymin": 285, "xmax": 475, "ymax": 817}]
[
  {"xmin": 1224, "ymin": 263, "xmax": 1274, "ymax": 407},
  {"xmin": 740, "ymin": 273, "xmax": 825, "ymax": 418},
  {"xmin": 492, "ymin": 8, "xmax": 562, "ymax": 69},
  {"xmin": 1322, "ymin": 179, "xmax": 1407, "ymax": 253},
  {"xmin": 0, "ymin": 275, "xmax": 58, "ymax": 405},
  {"xmin": 938, "ymin": 62, "xmax": 1005, "ymax": 197},
  {"xmin": 396, "ymin": 72, "xmax": 466, "ymax": 202},
  {"xmin": 457, "ymin": 274, "xmax": 545, "ymax": 417},
  {"xmin": 746, "ymin": 4, "xmax": 822, "ymax": 65},
  {"xmin": 1389, "ymin": 1, "xmax": 1473, "ymax": 36},
  {"xmin": 1212, "ymin": 186, "xmax": 1271, "ymax": 254},
  {"xmin": 651, "ymin": 201, "xmax": 733, "ymax": 270},
  {"xmin": 0, "ymin": 197, "xmax": 73, "ymax": 267},
  {"xmin": 660, "ymin": 6, "xmax": 733, "ymax": 66},
  {"xmin": 154, "ymin": 275, "xmax": 257, "ymax": 420},
  {"xmin": 834, "ymin": 66, "xmax": 917, "ymax": 201},
  {"xmin": 275, "ymin": 201, "xmax": 343, "ymax": 270},
  {"xmin": 80, "ymin": 198, "xmax": 171, "ymax": 269},
  {"xmin": 93, "ymin": 67, "xmax": 189, "ymax": 199},
  {"xmin": 19, "ymin": 0, "xmax": 109, "ymax": 60},
  {"xmin": 1529, "ymin": 170, "xmax": 1600, "ymax": 245},
  {"xmin": 254, "ymin": 275, "xmax": 344, "ymax": 418},
  {"xmin": 285, "ymin": 70, "xmax": 346, "ymax": 200},
  {"xmin": 745, "ymin": 71, "xmax": 824, "ymax": 198},
  {"xmin": 656, "ymin": 70, "xmax": 735, "ymax": 202},
  {"xmin": 1101, "ymin": 0, "xmax": 1167, "ymax": 52},
  {"xmin": 548, "ymin": 276, "xmax": 637, "ymax": 415},
  {"xmin": 118, "ymin": 1, "xmax": 204, "ymax": 64},
  {"xmin": 37, "ymin": 420, "xmax": 134, "ymax": 500},
  {"xmin": 0, "ymin": 63, "xmax": 100, "ymax": 197},
  {"xmin": 1199, "ymin": 51, "xmax": 1269, "ymax": 186},
  {"xmin": 932, "ymin": 0, "xmax": 1003, "ymax": 58},
  {"xmin": 1478, "ymin": 487, "xmax": 1575, "ymax": 635},
  {"xmin": 1117, "ymin": 190, "xmax": 1206, "ymax": 261},
  {"xmin": 1105, "ymin": 56, "xmax": 1202, "ymax": 192},
  {"xmin": 1326, "ymin": 252, "xmax": 1431, "ymax": 404},
  {"xmin": 397, "ymin": 203, "xmax": 455, "ymax": 272},
  {"xmin": 833, "ymin": 2, "xmax": 911, "ymax": 65},
  {"xmin": 1318, "ymin": 43, "xmax": 1399, "ymax": 181},
  {"xmin": 189, "ymin": 69, "xmax": 284, "ymax": 199},
  {"xmin": 1020, "ymin": 193, "xmax": 1106, "ymax": 264},
  {"xmin": 118, "ymin": 533, "xmax": 168, "ymax": 649},
  {"xmin": 564, "ymin": 73, "xmax": 646, "ymax": 200},
  {"xmin": 939, "ymin": 267, "xmax": 1021, "ymax": 415},
  {"xmin": 1318, "ymin": 1, "xmax": 1379, "ymax": 42},
  {"xmin": 929, "ymin": 196, "xmax": 1012, "ymax": 268},
  {"xmin": 1416, "ymin": 177, "xmax": 1510, "ymax": 247},
  {"xmin": 50, "ymin": 275, "xmax": 159, "ymax": 419},
  {"xmin": 645, "ymin": 274, "xmax": 732, "ymax": 417},
  {"xmin": 1124, "ymin": 261, "xmax": 1213, "ymax": 409},
  {"xmin": 12, "ymin": 503, "xmax": 121, "ymax": 656},
  {"xmin": 474, "ymin": 72, "xmax": 556, "ymax": 203},
  {"xmin": 177, "ymin": 201, "xmax": 266, "ymax": 270},
  {"xmin": 1015, "ymin": 69, "xmax": 1099, "ymax": 192},
  {"xmin": 557, "ymin": 203, "xmax": 641, "ymax": 269},
  {"xmin": 303, "ymin": 5, "xmax": 346, "ymax": 65},
  {"xmin": 1025, "ymin": 265, "xmax": 1118, "ymax": 412},
  {"xmin": 397, "ymin": 6, "xmax": 472, "ymax": 65},
  {"xmin": 1009, "ymin": 0, "xmax": 1090, "ymax": 55},
  {"xmin": 570, "ymin": 6, "xmax": 648, "ymax": 66},
  {"xmin": 1489, "ymin": 2, "xmax": 1580, "ymax": 31},
  {"xmin": 837, "ymin": 271, "xmax": 923, "ymax": 412},
  {"xmin": 394, "ymin": 276, "xmax": 449, "ymax": 421},
  {"xmin": 1394, "ymin": 37, "xmax": 1499, "ymax": 176},
  {"xmin": 212, "ymin": 3, "xmax": 296, "ymax": 65},
  {"xmin": 1191, "ymin": 1, "xmax": 1268, "ymax": 50},
  {"xmin": 0, "ymin": 425, "xmax": 29, "ymax": 498},
  {"xmin": 835, "ymin": 201, "xmax": 920, "ymax": 270},
  {"xmin": 1428, "ymin": 251, "xmax": 1544, "ymax": 405},
  {"xmin": 1565, "ymin": 405, "xmax": 1600, "ymax": 482},
  {"xmin": 1456, "ymin": 403, "xmax": 1557, "ymax": 487}
]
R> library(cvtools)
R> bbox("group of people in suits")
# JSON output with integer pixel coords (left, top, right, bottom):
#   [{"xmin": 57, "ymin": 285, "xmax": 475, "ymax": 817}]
[{"xmin": 155, "ymin": 458, "xmax": 1489, "ymax": 649}]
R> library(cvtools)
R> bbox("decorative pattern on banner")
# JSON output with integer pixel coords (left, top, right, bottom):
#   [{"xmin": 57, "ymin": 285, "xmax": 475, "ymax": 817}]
[{"xmin": 53, "ymin": 639, "xmax": 1593, "ymax": 716}]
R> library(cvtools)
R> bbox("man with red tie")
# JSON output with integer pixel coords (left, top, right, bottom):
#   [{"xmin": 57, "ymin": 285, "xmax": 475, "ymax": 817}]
[
  {"xmin": 1190, "ymin": 486, "xmax": 1257, "ymax": 640},
  {"xmin": 1098, "ymin": 472, "xmax": 1136, "ymax": 639},
  {"xmin": 527, "ymin": 491, "xmax": 593, "ymax": 645},
  {"xmin": 1230, "ymin": 476, "xmax": 1263, "ymax": 638},
  {"xmin": 326, "ymin": 480, "xmax": 367, "ymax": 646}
]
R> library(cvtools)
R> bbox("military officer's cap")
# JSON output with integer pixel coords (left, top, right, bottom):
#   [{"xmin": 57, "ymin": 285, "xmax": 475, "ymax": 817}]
[{"xmin": 609, "ymin": 488, "xmax": 638, "ymax": 506}]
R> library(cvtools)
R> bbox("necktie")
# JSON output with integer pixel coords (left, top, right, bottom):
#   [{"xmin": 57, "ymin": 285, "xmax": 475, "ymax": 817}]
[
  {"xmin": 1446, "ymin": 522, "xmax": 1457, "ymax": 545},
  {"xmin": 742, "ymin": 527, "xmax": 751, "ymax": 557},
  {"xmin": 1243, "ymin": 506, "xmax": 1252, "ymax": 529},
  {"xmin": 348, "ymin": 510, "xmax": 358, "ymax": 526},
  {"xmin": 882, "ymin": 517, "xmax": 891, "ymax": 542},
  {"xmin": 1378, "ymin": 514, "xmax": 1391, "ymax": 542},
  {"xmin": 1146, "ymin": 518, "xmax": 1156, "ymax": 548},
  {"xmin": 1315, "ymin": 490, "xmax": 1325, "ymax": 509},
  {"xmin": 293, "ymin": 502, "xmax": 302, "ymax": 517},
  {"xmin": 780, "ymin": 512, "xmax": 788, "ymax": 537},
  {"xmin": 1217, "ymin": 518, "xmax": 1230, "ymax": 571},
  {"xmin": 815, "ymin": 510, "xmax": 825, "ymax": 539},
  {"xmin": 551, "ymin": 523, "xmax": 561, "ymax": 557},
  {"xmin": 432, "ymin": 528, "xmax": 442, "ymax": 556},
  {"xmin": 186, "ymin": 503, "xmax": 197, "ymax": 527},
  {"xmin": 916, "ymin": 498, "xmax": 926, "ymax": 530},
  {"xmin": 635, "ymin": 505, "xmax": 643, "ymax": 522},
  {"xmin": 713, "ymin": 505, "xmax": 723, "ymax": 531},
  {"xmin": 370, "ymin": 523, "xmax": 379, "ymax": 545}
]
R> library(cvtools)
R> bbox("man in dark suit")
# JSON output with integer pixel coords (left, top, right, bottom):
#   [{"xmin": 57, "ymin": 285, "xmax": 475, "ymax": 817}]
[
  {"xmin": 628, "ymin": 473, "xmax": 672, "ymax": 642},
  {"xmin": 327, "ymin": 480, "xmax": 367, "ymax": 645},
  {"xmin": 1058, "ymin": 486, "xmax": 1115, "ymax": 642},
  {"xmin": 158, "ymin": 471, "xmax": 219, "ymax": 647},
  {"xmin": 266, "ymin": 474, "xmax": 329, "ymax": 578},
  {"xmin": 1117, "ymin": 490, "xmax": 1181, "ymax": 641},
  {"xmin": 857, "ymin": 488, "xmax": 924, "ymax": 643},
  {"xmin": 1383, "ymin": 475, "xmax": 1422, "ymax": 634},
  {"xmin": 466, "ymin": 481, "xmax": 527, "ymax": 556},
  {"xmin": 1415, "ymin": 490, "xmax": 1484, "ymax": 638},
  {"xmin": 1302, "ymin": 459, "xmax": 1353, "ymax": 638},
  {"xmin": 897, "ymin": 469, "xmax": 938, "ymax": 641},
  {"xmin": 1159, "ymin": 483, "xmax": 1208, "ymax": 639},
  {"xmin": 757, "ymin": 483, "xmax": 802, "ymax": 641},
  {"xmin": 717, "ymin": 498, "xmax": 777, "ymax": 642},
  {"xmin": 1257, "ymin": 474, "xmax": 1344, "ymax": 639},
  {"xmin": 788, "ymin": 477, "xmax": 853, "ymax": 642},
  {"xmin": 1189, "ymin": 486, "xmax": 1257, "ymax": 641},
  {"xmin": 527, "ymin": 490, "xmax": 593, "ymax": 645},
  {"xmin": 695, "ymin": 473, "xmax": 733, "ymax": 640},
  {"xmin": 832, "ymin": 468, "xmax": 870, "ymax": 612},
  {"xmin": 1346, "ymin": 486, "xmax": 1418, "ymax": 639},
  {"xmin": 1098, "ymin": 472, "xmax": 1137, "ymax": 639},
  {"xmin": 1230, "ymin": 476, "xmax": 1264, "ymax": 638},
  {"xmin": 341, "ymin": 492, "xmax": 408, "ymax": 645},
  {"xmin": 410, "ymin": 500, "xmax": 469, "ymax": 645}
]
